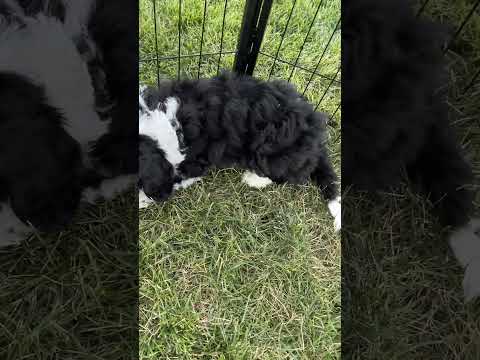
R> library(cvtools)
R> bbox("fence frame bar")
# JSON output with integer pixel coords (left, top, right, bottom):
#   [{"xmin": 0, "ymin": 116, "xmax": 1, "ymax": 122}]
[{"xmin": 233, "ymin": 0, "xmax": 273, "ymax": 75}]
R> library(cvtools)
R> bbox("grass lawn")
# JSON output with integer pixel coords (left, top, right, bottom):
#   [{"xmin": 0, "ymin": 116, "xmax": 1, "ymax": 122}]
[
  {"xmin": 0, "ymin": 194, "xmax": 138, "ymax": 359},
  {"xmin": 139, "ymin": 0, "xmax": 341, "ymax": 359}
]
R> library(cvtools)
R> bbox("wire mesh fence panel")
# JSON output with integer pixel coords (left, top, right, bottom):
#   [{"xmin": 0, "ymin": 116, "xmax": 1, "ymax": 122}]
[
  {"xmin": 140, "ymin": 0, "xmax": 246, "ymax": 85},
  {"xmin": 140, "ymin": 0, "xmax": 341, "ymax": 119},
  {"xmin": 415, "ymin": 0, "xmax": 480, "ymax": 95},
  {"xmin": 252, "ymin": 0, "xmax": 341, "ymax": 124}
]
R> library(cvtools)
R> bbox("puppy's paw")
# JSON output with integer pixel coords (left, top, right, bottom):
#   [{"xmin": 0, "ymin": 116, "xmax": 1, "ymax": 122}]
[
  {"xmin": 464, "ymin": 259, "xmax": 480, "ymax": 302},
  {"xmin": 449, "ymin": 218, "xmax": 480, "ymax": 301},
  {"xmin": 173, "ymin": 177, "xmax": 202, "ymax": 191},
  {"xmin": 139, "ymin": 189, "xmax": 155, "ymax": 209},
  {"xmin": 82, "ymin": 175, "xmax": 137, "ymax": 204},
  {"xmin": 242, "ymin": 171, "xmax": 273, "ymax": 189},
  {"xmin": 327, "ymin": 196, "xmax": 341, "ymax": 232},
  {"xmin": 0, "ymin": 203, "xmax": 33, "ymax": 248}
]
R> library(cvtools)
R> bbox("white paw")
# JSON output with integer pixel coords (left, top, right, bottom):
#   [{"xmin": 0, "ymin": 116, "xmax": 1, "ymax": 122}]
[
  {"xmin": 242, "ymin": 171, "xmax": 273, "ymax": 189},
  {"xmin": 449, "ymin": 218, "xmax": 480, "ymax": 301},
  {"xmin": 327, "ymin": 197, "xmax": 341, "ymax": 232},
  {"xmin": 0, "ymin": 202, "xmax": 33, "ymax": 248},
  {"xmin": 82, "ymin": 175, "xmax": 137, "ymax": 204},
  {"xmin": 0, "ymin": 230, "xmax": 28, "ymax": 248},
  {"xmin": 138, "ymin": 189, "xmax": 155, "ymax": 209},
  {"xmin": 173, "ymin": 177, "xmax": 202, "ymax": 190},
  {"xmin": 464, "ymin": 258, "xmax": 480, "ymax": 301}
]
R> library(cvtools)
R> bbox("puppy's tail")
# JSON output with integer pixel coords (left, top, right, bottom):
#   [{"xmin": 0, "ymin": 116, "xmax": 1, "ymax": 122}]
[
  {"xmin": 311, "ymin": 156, "xmax": 341, "ymax": 232},
  {"xmin": 311, "ymin": 149, "xmax": 339, "ymax": 201}
]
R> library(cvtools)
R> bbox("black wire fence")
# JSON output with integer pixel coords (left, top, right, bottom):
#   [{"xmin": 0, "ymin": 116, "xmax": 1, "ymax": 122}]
[
  {"xmin": 139, "ymin": 0, "xmax": 479, "ymax": 125},
  {"xmin": 139, "ymin": 0, "xmax": 341, "ymax": 122},
  {"xmin": 416, "ymin": 0, "xmax": 480, "ymax": 95}
]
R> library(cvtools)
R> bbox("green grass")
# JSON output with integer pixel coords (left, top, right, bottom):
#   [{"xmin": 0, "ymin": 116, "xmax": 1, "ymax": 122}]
[
  {"xmin": 0, "ymin": 193, "xmax": 138, "ymax": 359},
  {"xmin": 343, "ymin": 1, "xmax": 480, "ymax": 358},
  {"xmin": 140, "ymin": 173, "xmax": 340, "ymax": 359},
  {"xmin": 139, "ymin": 0, "xmax": 341, "ymax": 359}
]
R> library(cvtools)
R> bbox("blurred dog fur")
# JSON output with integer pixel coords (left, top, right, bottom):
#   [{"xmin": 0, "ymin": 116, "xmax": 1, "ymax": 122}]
[
  {"xmin": 0, "ymin": 0, "xmax": 136, "ymax": 247},
  {"xmin": 342, "ymin": 0, "xmax": 479, "ymax": 300}
]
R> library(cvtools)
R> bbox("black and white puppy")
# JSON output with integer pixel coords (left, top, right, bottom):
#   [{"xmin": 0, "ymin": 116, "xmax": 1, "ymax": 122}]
[
  {"xmin": 0, "ymin": 0, "xmax": 138, "ymax": 174},
  {"xmin": 138, "ymin": 87, "xmax": 201, "ymax": 209},
  {"xmin": 138, "ymin": 72, "xmax": 341, "ymax": 231},
  {"xmin": 0, "ymin": 0, "xmax": 136, "ymax": 247},
  {"xmin": 0, "ymin": 72, "xmax": 88, "ymax": 242},
  {"xmin": 342, "ymin": 0, "xmax": 479, "ymax": 299}
]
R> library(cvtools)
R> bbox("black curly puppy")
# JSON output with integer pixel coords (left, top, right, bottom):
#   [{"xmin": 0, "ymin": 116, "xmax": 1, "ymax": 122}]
[
  {"xmin": 342, "ymin": 0, "xmax": 479, "ymax": 299},
  {"xmin": 138, "ymin": 72, "xmax": 341, "ymax": 230}
]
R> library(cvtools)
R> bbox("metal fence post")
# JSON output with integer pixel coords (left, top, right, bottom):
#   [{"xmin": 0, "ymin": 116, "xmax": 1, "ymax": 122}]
[{"xmin": 233, "ymin": 0, "xmax": 273, "ymax": 75}]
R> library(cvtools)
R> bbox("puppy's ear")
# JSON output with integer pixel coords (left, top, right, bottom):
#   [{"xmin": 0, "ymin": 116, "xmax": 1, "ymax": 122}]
[
  {"xmin": 141, "ymin": 176, "xmax": 171, "ymax": 203},
  {"xmin": 139, "ymin": 135, "xmax": 176, "ymax": 202},
  {"xmin": 8, "ymin": 137, "xmax": 84, "ymax": 233},
  {"xmin": 9, "ymin": 181, "xmax": 75, "ymax": 232},
  {"xmin": 140, "ymin": 155, "xmax": 175, "ymax": 202}
]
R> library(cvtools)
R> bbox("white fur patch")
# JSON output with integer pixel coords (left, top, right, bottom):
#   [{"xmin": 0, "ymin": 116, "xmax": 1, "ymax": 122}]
[
  {"xmin": 139, "ymin": 96, "xmax": 184, "ymax": 166},
  {"xmin": 139, "ymin": 93, "xmax": 192, "ymax": 206},
  {"xmin": 449, "ymin": 219, "xmax": 480, "ymax": 301},
  {"xmin": 138, "ymin": 178, "xmax": 202, "ymax": 209},
  {"xmin": 174, "ymin": 177, "xmax": 203, "ymax": 190},
  {"xmin": 139, "ymin": 189, "xmax": 155, "ymax": 209},
  {"xmin": 242, "ymin": 171, "xmax": 273, "ymax": 189},
  {"xmin": 0, "ymin": 15, "xmax": 108, "ymax": 149},
  {"xmin": 0, "ymin": 202, "xmax": 33, "ymax": 248},
  {"xmin": 82, "ymin": 175, "xmax": 137, "ymax": 204},
  {"xmin": 328, "ymin": 196, "xmax": 341, "ymax": 232}
]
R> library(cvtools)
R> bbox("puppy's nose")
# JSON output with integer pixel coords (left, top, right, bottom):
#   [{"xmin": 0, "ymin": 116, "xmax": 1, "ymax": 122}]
[{"xmin": 173, "ymin": 175, "xmax": 182, "ymax": 183}]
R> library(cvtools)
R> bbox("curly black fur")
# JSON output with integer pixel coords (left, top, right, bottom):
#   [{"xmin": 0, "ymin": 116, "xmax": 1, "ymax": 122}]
[
  {"xmin": 88, "ymin": 0, "xmax": 138, "ymax": 176},
  {"xmin": 342, "ymin": 0, "xmax": 474, "ymax": 228},
  {"xmin": 142, "ymin": 71, "xmax": 339, "ymax": 202}
]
